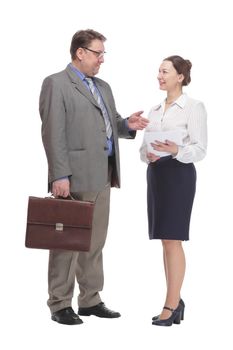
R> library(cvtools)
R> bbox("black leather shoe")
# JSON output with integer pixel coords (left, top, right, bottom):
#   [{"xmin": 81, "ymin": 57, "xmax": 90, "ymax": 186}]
[
  {"xmin": 52, "ymin": 307, "xmax": 83, "ymax": 325},
  {"xmin": 78, "ymin": 302, "xmax": 121, "ymax": 318},
  {"xmin": 152, "ymin": 298, "xmax": 185, "ymax": 321}
]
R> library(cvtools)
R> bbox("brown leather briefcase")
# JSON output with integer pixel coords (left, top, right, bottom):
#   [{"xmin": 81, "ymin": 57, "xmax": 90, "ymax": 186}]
[{"xmin": 25, "ymin": 196, "xmax": 94, "ymax": 251}]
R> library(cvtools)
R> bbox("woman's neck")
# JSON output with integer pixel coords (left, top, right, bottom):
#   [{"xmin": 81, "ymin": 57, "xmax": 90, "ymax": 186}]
[{"xmin": 166, "ymin": 90, "xmax": 183, "ymax": 104}]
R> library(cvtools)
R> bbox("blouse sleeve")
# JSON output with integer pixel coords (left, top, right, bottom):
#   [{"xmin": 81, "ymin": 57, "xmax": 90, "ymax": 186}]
[
  {"xmin": 139, "ymin": 140, "xmax": 149, "ymax": 164},
  {"xmin": 175, "ymin": 102, "xmax": 207, "ymax": 163},
  {"xmin": 139, "ymin": 107, "xmax": 155, "ymax": 164}
]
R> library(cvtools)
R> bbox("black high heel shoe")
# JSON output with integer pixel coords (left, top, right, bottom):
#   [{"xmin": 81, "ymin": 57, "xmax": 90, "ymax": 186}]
[
  {"xmin": 152, "ymin": 305, "xmax": 182, "ymax": 327},
  {"xmin": 152, "ymin": 298, "xmax": 185, "ymax": 321}
]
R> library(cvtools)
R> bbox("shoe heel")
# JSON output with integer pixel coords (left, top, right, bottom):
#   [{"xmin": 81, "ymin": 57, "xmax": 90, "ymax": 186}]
[
  {"xmin": 181, "ymin": 306, "xmax": 185, "ymax": 321},
  {"xmin": 173, "ymin": 311, "xmax": 181, "ymax": 325},
  {"xmin": 179, "ymin": 299, "xmax": 185, "ymax": 321}
]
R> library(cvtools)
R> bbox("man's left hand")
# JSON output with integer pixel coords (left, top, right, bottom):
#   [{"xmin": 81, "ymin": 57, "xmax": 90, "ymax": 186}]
[{"xmin": 128, "ymin": 111, "xmax": 149, "ymax": 130}]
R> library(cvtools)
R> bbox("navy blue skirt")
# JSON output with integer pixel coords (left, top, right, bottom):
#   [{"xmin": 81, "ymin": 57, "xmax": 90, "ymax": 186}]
[{"xmin": 147, "ymin": 156, "xmax": 196, "ymax": 241}]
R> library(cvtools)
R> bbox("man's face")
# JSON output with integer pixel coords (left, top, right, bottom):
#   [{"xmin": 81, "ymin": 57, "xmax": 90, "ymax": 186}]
[{"xmin": 75, "ymin": 39, "xmax": 105, "ymax": 77}]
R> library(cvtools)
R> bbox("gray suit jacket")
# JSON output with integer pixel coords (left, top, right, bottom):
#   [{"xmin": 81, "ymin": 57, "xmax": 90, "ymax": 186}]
[{"xmin": 39, "ymin": 65, "xmax": 136, "ymax": 192}]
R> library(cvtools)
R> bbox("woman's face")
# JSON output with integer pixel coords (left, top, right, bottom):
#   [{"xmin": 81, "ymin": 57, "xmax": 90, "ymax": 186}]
[{"xmin": 157, "ymin": 60, "xmax": 184, "ymax": 92}]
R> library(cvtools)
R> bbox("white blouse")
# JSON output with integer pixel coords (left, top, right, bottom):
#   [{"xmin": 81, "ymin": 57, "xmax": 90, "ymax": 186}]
[{"xmin": 140, "ymin": 94, "xmax": 207, "ymax": 164}]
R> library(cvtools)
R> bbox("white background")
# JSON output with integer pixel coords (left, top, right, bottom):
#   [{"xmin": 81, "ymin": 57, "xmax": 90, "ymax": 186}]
[{"xmin": 1, "ymin": 0, "xmax": 232, "ymax": 348}]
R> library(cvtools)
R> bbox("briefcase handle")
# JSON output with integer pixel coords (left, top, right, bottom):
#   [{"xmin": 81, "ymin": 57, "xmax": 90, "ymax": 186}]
[
  {"xmin": 48, "ymin": 194, "xmax": 75, "ymax": 200},
  {"xmin": 48, "ymin": 194, "xmax": 95, "ymax": 205}
]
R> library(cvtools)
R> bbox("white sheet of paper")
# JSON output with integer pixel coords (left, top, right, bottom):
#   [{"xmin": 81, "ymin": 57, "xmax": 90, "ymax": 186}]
[{"xmin": 144, "ymin": 129, "xmax": 183, "ymax": 157}]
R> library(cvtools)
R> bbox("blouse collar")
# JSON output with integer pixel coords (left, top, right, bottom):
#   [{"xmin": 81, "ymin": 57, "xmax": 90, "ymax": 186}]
[{"xmin": 153, "ymin": 93, "xmax": 188, "ymax": 111}]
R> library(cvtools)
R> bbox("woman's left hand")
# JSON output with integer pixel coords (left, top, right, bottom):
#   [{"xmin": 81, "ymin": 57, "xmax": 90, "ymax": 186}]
[{"xmin": 151, "ymin": 139, "xmax": 178, "ymax": 156}]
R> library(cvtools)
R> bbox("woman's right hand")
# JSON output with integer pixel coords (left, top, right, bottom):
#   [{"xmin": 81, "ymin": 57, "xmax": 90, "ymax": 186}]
[{"xmin": 147, "ymin": 152, "xmax": 160, "ymax": 163}]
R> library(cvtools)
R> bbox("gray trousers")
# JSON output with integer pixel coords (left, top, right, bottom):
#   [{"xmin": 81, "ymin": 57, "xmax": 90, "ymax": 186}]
[{"xmin": 47, "ymin": 183, "xmax": 111, "ymax": 313}]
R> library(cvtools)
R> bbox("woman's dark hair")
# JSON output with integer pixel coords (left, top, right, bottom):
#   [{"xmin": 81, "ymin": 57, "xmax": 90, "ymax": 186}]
[
  {"xmin": 163, "ymin": 55, "xmax": 192, "ymax": 86},
  {"xmin": 70, "ymin": 29, "xmax": 106, "ymax": 60}
]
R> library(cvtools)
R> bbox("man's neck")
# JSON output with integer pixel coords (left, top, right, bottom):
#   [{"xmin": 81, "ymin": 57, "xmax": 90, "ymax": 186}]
[{"xmin": 71, "ymin": 60, "xmax": 82, "ymax": 72}]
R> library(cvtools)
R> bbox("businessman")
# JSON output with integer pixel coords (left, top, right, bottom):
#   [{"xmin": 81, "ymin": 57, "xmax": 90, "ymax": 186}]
[{"xmin": 39, "ymin": 29, "xmax": 148, "ymax": 325}]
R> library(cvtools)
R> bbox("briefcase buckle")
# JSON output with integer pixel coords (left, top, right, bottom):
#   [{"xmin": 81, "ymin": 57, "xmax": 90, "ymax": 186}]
[{"xmin": 56, "ymin": 223, "xmax": 64, "ymax": 231}]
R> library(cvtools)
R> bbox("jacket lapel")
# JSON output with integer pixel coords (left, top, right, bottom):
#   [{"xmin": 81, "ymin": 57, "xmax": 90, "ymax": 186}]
[{"xmin": 65, "ymin": 66, "xmax": 100, "ymax": 109}]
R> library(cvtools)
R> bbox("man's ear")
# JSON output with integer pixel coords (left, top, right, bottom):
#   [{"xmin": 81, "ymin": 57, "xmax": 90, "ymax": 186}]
[{"xmin": 76, "ymin": 47, "xmax": 84, "ymax": 61}]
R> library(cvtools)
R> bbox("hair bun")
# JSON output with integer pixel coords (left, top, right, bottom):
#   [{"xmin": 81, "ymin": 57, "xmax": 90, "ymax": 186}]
[{"xmin": 185, "ymin": 60, "xmax": 192, "ymax": 70}]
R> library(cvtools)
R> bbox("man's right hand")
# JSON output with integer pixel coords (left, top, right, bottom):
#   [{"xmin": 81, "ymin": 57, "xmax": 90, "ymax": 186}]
[{"xmin": 52, "ymin": 178, "xmax": 70, "ymax": 198}]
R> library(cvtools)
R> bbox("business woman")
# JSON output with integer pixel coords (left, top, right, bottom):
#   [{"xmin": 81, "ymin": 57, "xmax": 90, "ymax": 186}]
[{"xmin": 140, "ymin": 55, "xmax": 207, "ymax": 326}]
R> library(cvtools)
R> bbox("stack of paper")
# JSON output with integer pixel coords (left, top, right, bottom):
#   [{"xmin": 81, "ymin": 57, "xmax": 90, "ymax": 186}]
[{"xmin": 144, "ymin": 129, "xmax": 183, "ymax": 157}]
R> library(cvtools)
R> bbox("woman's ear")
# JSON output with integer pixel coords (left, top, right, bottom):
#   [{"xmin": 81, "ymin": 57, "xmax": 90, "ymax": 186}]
[{"xmin": 178, "ymin": 74, "xmax": 184, "ymax": 84}]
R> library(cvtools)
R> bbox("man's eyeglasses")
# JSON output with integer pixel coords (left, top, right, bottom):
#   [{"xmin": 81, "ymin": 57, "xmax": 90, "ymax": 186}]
[{"xmin": 81, "ymin": 47, "xmax": 106, "ymax": 58}]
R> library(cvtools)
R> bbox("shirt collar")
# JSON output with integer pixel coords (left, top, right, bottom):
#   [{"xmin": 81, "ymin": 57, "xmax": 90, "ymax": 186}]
[
  {"xmin": 153, "ymin": 93, "xmax": 187, "ymax": 111},
  {"xmin": 174, "ymin": 93, "xmax": 187, "ymax": 108},
  {"xmin": 69, "ymin": 63, "xmax": 86, "ymax": 82}
]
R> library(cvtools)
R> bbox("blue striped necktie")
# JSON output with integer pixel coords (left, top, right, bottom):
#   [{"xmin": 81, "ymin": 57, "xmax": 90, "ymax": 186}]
[{"xmin": 85, "ymin": 77, "xmax": 112, "ymax": 139}]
